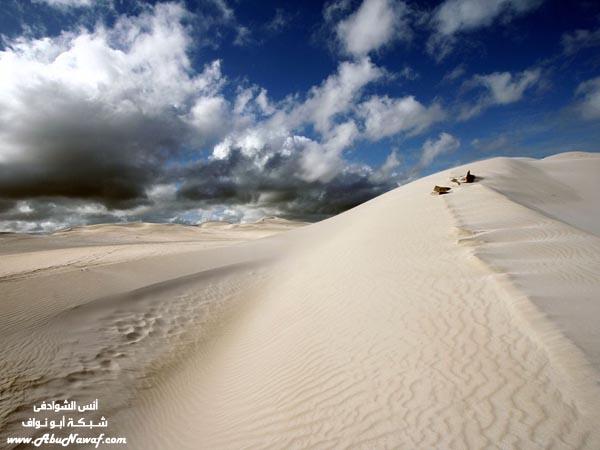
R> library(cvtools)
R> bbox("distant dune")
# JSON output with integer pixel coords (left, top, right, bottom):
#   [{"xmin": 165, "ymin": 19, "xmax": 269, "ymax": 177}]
[{"xmin": 1, "ymin": 153, "xmax": 600, "ymax": 449}]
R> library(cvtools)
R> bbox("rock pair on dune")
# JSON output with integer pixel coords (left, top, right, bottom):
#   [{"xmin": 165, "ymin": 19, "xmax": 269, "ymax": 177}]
[{"xmin": 433, "ymin": 170, "xmax": 476, "ymax": 195}]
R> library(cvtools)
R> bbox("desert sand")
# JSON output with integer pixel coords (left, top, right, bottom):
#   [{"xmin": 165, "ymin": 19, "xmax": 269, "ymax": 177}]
[{"xmin": 1, "ymin": 152, "xmax": 599, "ymax": 449}]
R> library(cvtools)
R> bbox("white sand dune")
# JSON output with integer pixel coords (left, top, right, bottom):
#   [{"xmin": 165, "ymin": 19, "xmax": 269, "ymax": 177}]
[{"xmin": 1, "ymin": 153, "xmax": 600, "ymax": 449}]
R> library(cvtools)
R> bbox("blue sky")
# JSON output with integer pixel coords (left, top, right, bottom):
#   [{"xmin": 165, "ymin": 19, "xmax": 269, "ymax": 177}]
[{"xmin": 0, "ymin": 0, "xmax": 599, "ymax": 231}]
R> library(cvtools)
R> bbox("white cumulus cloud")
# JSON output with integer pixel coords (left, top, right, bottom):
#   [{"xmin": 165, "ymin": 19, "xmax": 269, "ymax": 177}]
[
  {"xmin": 419, "ymin": 132, "xmax": 460, "ymax": 167},
  {"xmin": 428, "ymin": 0, "xmax": 543, "ymax": 60},
  {"xmin": 336, "ymin": 0, "xmax": 411, "ymax": 57},
  {"xmin": 574, "ymin": 77, "xmax": 600, "ymax": 120},
  {"xmin": 0, "ymin": 1, "xmax": 455, "ymax": 231},
  {"xmin": 301, "ymin": 57, "xmax": 383, "ymax": 133},
  {"xmin": 0, "ymin": 2, "xmax": 227, "ymax": 202},
  {"xmin": 36, "ymin": 0, "xmax": 92, "ymax": 8},
  {"xmin": 561, "ymin": 27, "xmax": 600, "ymax": 55},
  {"xmin": 459, "ymin": 69, "xmax": 541, "ymax": 119},
  {"xmin": 359, "ymin": 95, "xmax": 445, "ymax": 140}
]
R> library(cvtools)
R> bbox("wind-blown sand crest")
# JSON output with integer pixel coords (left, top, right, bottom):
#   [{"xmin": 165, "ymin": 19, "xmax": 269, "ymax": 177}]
[{"xmin": 1, "ymin": 153, "xmax": 599, "ymax": 448}]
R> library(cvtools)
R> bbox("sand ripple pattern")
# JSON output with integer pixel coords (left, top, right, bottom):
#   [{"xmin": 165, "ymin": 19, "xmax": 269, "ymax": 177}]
[
  {"xmin": 0, "ymin": 260, "xmax": 267, "ymax": 447},
  {"xmin": 2, "ymin": 157, "xmax": 599, "ymax": 449},
  {"xmin": 117, "ymin": 178, "xmax": 600, "ymax": 449},
  {"xmin": 446, "ymin": 176, "xmax": 600, "ymax": 375}
]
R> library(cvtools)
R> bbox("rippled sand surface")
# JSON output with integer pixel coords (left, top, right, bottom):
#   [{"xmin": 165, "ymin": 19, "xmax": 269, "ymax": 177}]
[{"xmin": 1, "ymin": 154, "xmax": 600, "ymax": 449}]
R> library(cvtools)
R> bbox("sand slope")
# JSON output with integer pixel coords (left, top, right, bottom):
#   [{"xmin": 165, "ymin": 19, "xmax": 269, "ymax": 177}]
[
  {"xmin": 0, "ymin": 220, "xmax": 304, "ymax": 446},
  {"xmin": 446, "ymin": 153, "xmax": 600, "ymax": 373},
  {"xmin": 1, "ymin": 153, "xmax": 600, "ymax": 449}
]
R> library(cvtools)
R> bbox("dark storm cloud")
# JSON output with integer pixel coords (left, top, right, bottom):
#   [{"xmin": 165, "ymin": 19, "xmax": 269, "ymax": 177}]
[
  {"xmin": 0, "ymin": 2, "xmax": 411, "ymax": 232},
  {"xmin": 0, "ymin": 2, "xmax": 233, "ymax": 231},
  {"xmin": 0, "ymin": 92, "xmax": 396, "ymax": 231},
  {"xmin": 0, "ymin": 199, "xmax": 16, "ymax": 214},
  {"xmin": 0, "ymin": 86, "xmax": 189, "ymax": 208},
  {"xmin": 177, "ymin": 148, "xmax": 394, "ymax": 220}
]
